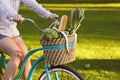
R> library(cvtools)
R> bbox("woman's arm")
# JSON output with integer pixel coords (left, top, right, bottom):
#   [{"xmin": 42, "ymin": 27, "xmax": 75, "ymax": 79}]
[
  {"xmin": 0, "ymin": 0, "xmax": 17, "ymax": 18},
  {"xmin": 20, "ymin": 0, "xmax": 52, "ymax": 19}
]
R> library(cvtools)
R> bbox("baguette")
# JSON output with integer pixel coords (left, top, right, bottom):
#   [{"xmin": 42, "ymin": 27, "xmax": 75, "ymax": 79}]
[{"xmin": 58, "ymin": 15, "xmax": 68, "ymax": 31}]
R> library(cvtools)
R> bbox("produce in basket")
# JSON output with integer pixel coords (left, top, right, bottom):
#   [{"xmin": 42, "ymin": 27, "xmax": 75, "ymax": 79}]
[
  {"xmin": 42, "ymin": 15, "xmax": 68, "ymax": 41},
  {"xmin": 42, "ymin": 7, "xmax": 85, "ymax": 41},
  {"xmin": 42, "ymin": 29, "xmax": 59, "ymax": 41},
  {"xmin": 66, "ymin": 8, "xmax": 85, "ymax": 34}
]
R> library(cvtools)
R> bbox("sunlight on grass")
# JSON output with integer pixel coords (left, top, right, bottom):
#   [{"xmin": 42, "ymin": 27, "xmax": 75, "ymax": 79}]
[
  {"xmin": 42, "ymin": 3, "xmax": 120, "ymax": 7},
  {"xmin": 76, "ymin": 39, "xmax": 120, "ymax": 59},
  {"xmin": 42, "ymin": 3, "xmax": 120, "ymax": 11},
  {"xmin": 20, "ymin": 3, "xmax": 120, "ymax": 11}
]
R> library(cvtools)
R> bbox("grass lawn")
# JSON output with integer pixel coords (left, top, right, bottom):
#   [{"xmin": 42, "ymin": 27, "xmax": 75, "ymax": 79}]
[
  {"xmin": 37, "ymin": 0, "xmax": 120, "ymax": 3},
  {"xmin": 0, "ymin": 3, "xmax": 120, "ymax": 80}
]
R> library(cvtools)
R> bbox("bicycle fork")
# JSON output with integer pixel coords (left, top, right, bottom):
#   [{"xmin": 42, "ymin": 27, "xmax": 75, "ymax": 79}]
[{"xmin": 45, "ymin": 64, "xmax": 59, "ymax": 80}]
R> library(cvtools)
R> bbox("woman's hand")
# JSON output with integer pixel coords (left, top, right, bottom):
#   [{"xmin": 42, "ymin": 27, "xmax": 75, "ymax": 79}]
[
  {"xmin": 48, "ymin": 14, "xmax": 58, "ymax": 20},
  {"xmin": 12, "ymin": 14, "xmax": 24, "ymax": 23}
]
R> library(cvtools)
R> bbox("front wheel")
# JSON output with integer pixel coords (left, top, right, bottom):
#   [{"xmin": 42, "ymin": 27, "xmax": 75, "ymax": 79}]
[{"xmin": 39, "ymin": 65, "xmax": 84, "ymax": 80}]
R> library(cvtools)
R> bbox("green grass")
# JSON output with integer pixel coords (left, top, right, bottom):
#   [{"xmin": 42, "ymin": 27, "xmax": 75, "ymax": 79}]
[
  {"xmin": 37, "ymin": 0, "xmax": 120, "ymax": 4},
  {"xmin": 1, "ymin": 4, "xmax": 120, "ymax": 80}
]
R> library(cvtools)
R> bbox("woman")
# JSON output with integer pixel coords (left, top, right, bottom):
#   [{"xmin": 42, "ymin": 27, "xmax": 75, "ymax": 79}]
[{"xmin": 0, "ymin": 0, "xmax": 58, "ymax": 80}]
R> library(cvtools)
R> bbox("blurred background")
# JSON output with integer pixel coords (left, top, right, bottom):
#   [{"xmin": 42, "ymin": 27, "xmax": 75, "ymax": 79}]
[{"xmin": 0, "ymin": 0, "xmax": 120, "ymax": 80}]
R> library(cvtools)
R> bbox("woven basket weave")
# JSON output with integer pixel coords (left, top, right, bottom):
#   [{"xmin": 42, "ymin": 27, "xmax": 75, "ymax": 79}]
[{"xmin": 41, "ymin": 33, "xmax": 77, "ymax": 65}]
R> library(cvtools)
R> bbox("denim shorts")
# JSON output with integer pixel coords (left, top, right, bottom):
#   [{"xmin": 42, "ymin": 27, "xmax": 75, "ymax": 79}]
[{"xmin": 0, "ymin": 34, "xmax": 7, "ymax": 39}]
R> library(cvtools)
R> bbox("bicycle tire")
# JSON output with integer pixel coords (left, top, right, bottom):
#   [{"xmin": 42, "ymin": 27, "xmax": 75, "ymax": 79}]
[{"xmin": 39, "ymin": 65, "xmax": 84, "ymax": 80}]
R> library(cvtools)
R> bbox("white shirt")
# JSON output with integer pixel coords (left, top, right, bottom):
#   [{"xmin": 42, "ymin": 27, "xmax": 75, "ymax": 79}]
[{"xmin": 0, "ymin": 0, "xmax": 52, "ymax": 37}]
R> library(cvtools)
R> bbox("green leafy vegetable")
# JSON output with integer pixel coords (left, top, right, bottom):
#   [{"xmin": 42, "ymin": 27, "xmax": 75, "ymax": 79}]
[
  {"xmin": 43, "ymin": 29, "xmax": 59, "ymax": 40},
  {"xmin": 67, "ymin": 8, "xmax": 85, "ymax": 34}
]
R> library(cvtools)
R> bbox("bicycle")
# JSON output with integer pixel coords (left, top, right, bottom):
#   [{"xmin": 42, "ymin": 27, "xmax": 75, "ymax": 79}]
[{"xmin": 0, "ymin": 17, "xmax": 84, "ymax": 80}]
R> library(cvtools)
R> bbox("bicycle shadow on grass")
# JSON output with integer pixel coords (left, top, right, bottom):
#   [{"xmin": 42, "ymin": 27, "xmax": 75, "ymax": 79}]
[{"xmin": 66, "ymin": 58, "xmax": 120, "ymax": 72}]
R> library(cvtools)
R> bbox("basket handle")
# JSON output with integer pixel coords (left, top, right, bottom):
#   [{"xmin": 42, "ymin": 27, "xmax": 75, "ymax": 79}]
[
  {"xmin": 60, "ymin": 32, "xmax": 77, "ymax": 53},
  {"xmin": 60, "ymin": 31, "xmax": 69, "ymax": 53}
]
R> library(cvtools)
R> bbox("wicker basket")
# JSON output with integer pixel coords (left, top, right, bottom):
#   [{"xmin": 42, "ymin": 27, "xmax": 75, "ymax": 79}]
[{"xmin": 41, "ymin": 33, "xmax": 77, "ymax": 65}]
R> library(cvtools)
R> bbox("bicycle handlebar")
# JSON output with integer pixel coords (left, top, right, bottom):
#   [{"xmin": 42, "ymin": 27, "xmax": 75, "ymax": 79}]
[{"xmin": 9, "ymin": 17, "xmax": 59, "ymax": 33}]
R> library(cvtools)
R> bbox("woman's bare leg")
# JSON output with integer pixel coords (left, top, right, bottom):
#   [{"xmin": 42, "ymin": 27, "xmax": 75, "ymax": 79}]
[
  {"xmin": 0, "ymin": 37, "xmax": 23, "ymax": 80},
  {"xmin": 0, "ymin": 36, "xmax": 31, "ymax": 80},
  {"xmin": 13, "ymin": 36, "xmax": 31, "ymax": 80}
]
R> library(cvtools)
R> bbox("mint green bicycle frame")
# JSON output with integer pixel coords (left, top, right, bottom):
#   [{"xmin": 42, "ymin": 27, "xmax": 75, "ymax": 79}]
[
  {"xmin": 14, "ymin": 48, "xmax": 44, "ymax": 80},
  {"xmin": 0, "ymin": 48, "xmax": 56, "ymax": 80}
]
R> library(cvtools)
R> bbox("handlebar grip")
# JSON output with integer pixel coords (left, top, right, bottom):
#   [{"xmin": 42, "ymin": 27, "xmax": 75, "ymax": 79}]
[
  {"xmin": 54, "ymin": 15, "xmax": 59, "ymax": 20},
  {"xmin": 8, "ymin": 17, "xmax": 25, "ymax": 22}
]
